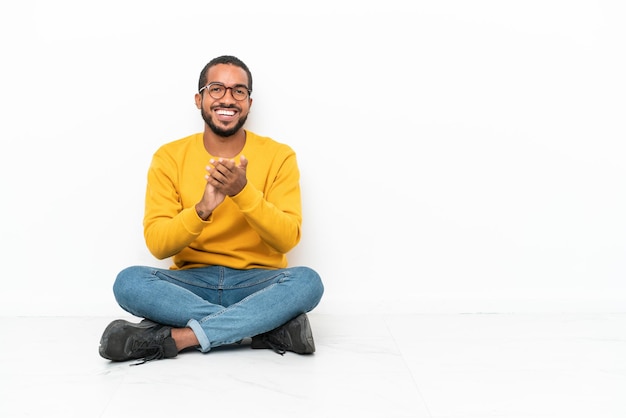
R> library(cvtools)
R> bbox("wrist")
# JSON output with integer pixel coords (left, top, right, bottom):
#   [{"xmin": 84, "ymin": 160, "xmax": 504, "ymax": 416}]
[{"xmin": 195, "ymin": 204, "xmax": 212, "ymax": 221}]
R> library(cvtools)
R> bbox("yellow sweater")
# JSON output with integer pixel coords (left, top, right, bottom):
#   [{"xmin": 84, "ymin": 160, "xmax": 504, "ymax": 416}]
[{"xmin": 143, "ymin": 131, "xmax": 302, "ymax": 270}]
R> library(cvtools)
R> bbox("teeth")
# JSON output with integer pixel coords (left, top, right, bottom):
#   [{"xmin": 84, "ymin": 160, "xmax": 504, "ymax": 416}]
[{"xmin": 216, "ymin": 110, "xmax": 235, "ymax": 116}]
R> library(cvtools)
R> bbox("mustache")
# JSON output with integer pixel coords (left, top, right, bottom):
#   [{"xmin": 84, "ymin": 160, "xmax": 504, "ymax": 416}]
[{"xmin": 212, "ymin": 103, "xmax": 240, "ymax": 110}]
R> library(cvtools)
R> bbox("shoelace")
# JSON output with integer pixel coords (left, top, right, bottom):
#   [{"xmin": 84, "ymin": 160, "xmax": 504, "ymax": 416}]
[
  {"xmin": 260, "ymin": 335, "xmax": 288, "ymax": 355},
  {"xmin": 130, "ymin": 340, "xmax": 167, "ymax": 366}
]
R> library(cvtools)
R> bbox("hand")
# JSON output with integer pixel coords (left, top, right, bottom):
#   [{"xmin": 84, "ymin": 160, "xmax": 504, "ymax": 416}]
[
  {"xmin": 195, "ymin": 172, "xmax": 227, "ymax": 221},
  {"xmin": 206, "ymin": 155, "xmax": 248, "ymax": 197}
]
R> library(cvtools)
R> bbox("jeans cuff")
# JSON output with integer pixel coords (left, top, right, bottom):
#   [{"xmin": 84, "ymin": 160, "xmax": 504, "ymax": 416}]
[{"xmin": 186, "ymin": 318, "xmax": 211, "ymax": 352}]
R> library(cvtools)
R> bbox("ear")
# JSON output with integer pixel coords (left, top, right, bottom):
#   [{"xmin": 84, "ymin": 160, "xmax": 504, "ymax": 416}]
[{"xmin": 194, "ymin": 93, "xmax": 202, "ymax": 109}]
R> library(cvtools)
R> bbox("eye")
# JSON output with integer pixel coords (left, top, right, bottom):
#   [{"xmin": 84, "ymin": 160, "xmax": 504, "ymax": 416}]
[{"xmin": 210, "ymin": 85, "xmax": 225, "ymax": 94}]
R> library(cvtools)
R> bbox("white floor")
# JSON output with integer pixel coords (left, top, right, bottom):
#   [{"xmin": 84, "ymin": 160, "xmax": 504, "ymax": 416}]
[{"xmin": 1, "ymin": 313, "xmax": 625, "ymax": 418}]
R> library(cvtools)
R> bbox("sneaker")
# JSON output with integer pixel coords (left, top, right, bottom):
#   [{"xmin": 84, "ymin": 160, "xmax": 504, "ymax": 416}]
[
  {"xmin": 99, "ymin": 319, "xmax": 178, "ymax": 365},
  {"xmin": 250, "ymin": 313, "xmax": 316, "ymax": 355}
]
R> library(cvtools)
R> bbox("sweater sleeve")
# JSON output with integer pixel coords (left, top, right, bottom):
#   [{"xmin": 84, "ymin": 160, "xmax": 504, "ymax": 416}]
[
  {"xmin": 143, "ymin": 149, "xmax": 210, "ymax": 260},
  {"xmin": 230, "ymin": 150, "xmax": 302, "ymax": 254}
]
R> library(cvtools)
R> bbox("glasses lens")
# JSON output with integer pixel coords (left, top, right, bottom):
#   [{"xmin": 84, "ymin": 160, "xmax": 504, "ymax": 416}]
[
  {"xmin": 232, "ymin": 86, "xmax": 249, "ymax": 100},
  {"xmin": 207, "ymin": 84, "xmax": 226, "ymax": 99}
]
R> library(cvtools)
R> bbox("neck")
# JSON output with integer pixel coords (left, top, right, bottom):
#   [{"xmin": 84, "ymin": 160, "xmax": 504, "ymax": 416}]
[{"xmin": 203, "ymin": 129, "xmax": 246, "ymax": 158}]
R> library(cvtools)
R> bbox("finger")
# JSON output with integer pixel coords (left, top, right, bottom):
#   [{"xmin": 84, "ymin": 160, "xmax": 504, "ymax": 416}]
[
  {"xmin": 207, "ymin": 168, "xmax": 227, "ymax": 185},
  {"xmin": 205, "ymin": 166, "xmax": 221, "ymax": 181},
  {"xmin": 217, "ymin": 160, "xmax": 238, "ymax": 176}
]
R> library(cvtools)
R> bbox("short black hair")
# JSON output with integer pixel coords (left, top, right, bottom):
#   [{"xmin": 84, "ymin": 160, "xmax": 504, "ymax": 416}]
[{"xmin": 198, "ymin": 55, "xmax": 253, "ymax": 93}]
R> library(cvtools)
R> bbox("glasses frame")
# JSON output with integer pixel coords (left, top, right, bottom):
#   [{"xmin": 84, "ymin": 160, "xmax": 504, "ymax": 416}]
[{"xmin": 199, "ymin": 82, "xmax": 252, "ymax": 101}]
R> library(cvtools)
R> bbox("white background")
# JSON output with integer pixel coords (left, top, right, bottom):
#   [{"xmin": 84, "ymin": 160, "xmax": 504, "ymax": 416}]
[{"xmin": 0, "ymin": 0, "xmax": 624, "ymax": 316}]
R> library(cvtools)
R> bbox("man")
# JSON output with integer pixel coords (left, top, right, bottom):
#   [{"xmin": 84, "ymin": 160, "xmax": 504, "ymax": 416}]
[{"xmin": 99, "ymin": 55, "xmax": 324, "ymax": 364}]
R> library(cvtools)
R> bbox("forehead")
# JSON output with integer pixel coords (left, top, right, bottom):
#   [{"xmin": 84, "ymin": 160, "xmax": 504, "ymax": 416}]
[{"xmin": 206, "ymin": 63, "xmax": 249, "ymax": 86}]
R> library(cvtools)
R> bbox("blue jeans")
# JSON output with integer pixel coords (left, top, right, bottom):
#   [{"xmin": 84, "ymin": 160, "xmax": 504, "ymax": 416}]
[{"xmin": 112, "ymin": 265, "xmax": 324, "ymax": 352}]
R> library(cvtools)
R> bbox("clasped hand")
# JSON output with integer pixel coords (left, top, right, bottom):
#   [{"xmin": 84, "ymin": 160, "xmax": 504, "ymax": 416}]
[
  {"xmin": 195, "ymin": 155, "xmax": 248, "ymax": 219},
  {"xmin": 206, "ymin": 155, "xmax": 248, "ymax": 197}
]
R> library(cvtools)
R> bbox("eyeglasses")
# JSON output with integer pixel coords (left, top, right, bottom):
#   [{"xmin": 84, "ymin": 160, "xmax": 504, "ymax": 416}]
[{"xmin": 199, "ymin": 82, "xmax": 251, "ymax": 101}]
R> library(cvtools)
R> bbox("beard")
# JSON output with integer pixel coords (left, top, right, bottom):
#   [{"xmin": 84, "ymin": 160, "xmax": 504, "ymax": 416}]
[{"xmin": 201, "ymin": 107, "xmax": 248, "ymax": 138}]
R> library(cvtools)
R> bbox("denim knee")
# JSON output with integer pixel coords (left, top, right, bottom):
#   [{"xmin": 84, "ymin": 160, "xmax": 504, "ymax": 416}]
[
  {"xmin": 292, "ymin": 266, "xmax": 324, "ymax": 310},
  {"xmin": 112, "ymin": 265, "xmax": 147, "ymax": 307}
]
